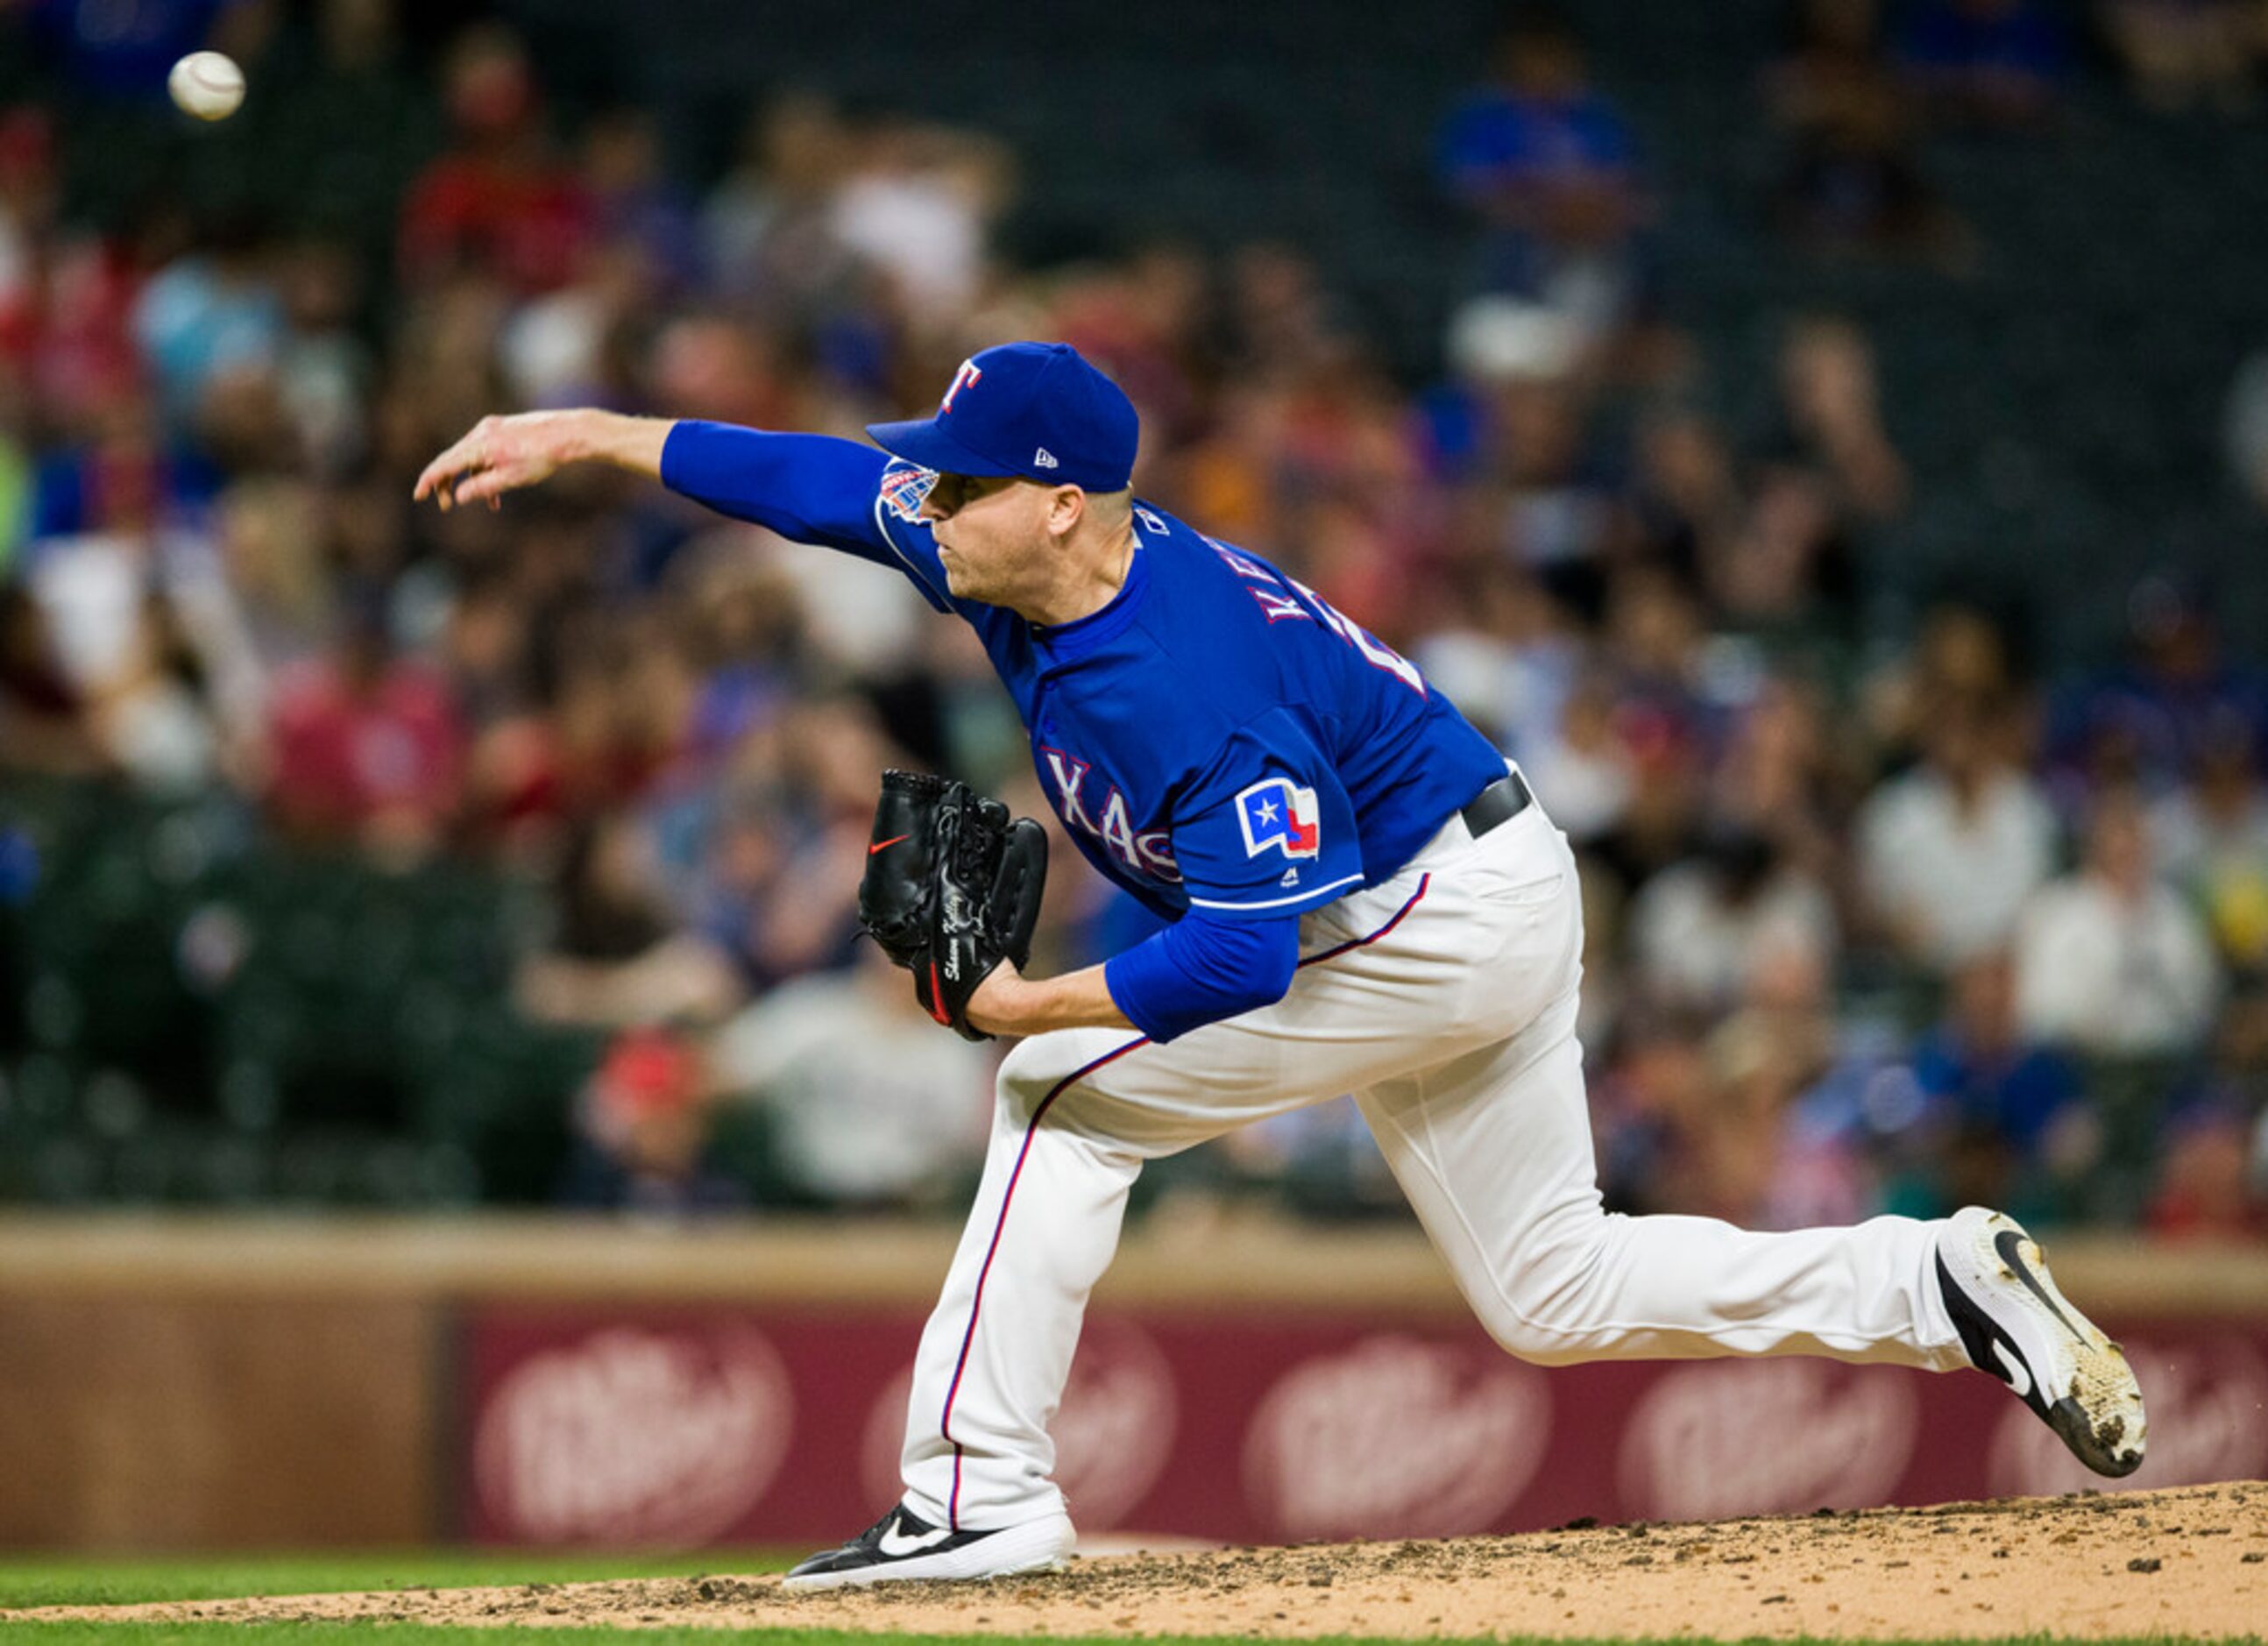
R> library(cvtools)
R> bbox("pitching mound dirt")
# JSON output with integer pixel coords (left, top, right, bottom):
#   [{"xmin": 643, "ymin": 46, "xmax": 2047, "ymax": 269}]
[{"xmin": 16, "ymin": 1482, "xmax": 2264, "ymax": 1638}]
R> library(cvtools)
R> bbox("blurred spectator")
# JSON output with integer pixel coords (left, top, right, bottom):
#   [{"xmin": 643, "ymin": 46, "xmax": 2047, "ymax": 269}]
[
  {"xmin": 28, "ymin": 0, "xmax": 266, "ymax": 99},
  {"xmin": 1910, "ymin": 953, "xmax": 2087, "ymax": 1209},
  {"xmin": 828, "ymin": 117, "xmax": 1013, "ymax": 333},
  {"xmin": 1757, "ymin": 316, "xmax": 1910, "ymax": 522},
  {"xmin": 556, "ymin": 1025, "xmax": 748, "ymax": 1216},
  {"xmin": 1707, "ymin": 468, "xmax": 1858, "ymax": 640},
  {"xmin": 1895, "ymin": 0, "xmax": 2072, "ymax": 127},
  {"xmin": 1627, "ymin": 825, "xmax": 1839, "ymax": 1014},
  {"xmin": 582, "ymin": 107, "xmax": 703, "ymax": 296},
  {"xmin": 516, "ymin": 812, "xmax": 742, "ymax": 1028},
  {"xmin": 92, "ymin": 585, "xmax": 223, "ymax": 791},
  {"xmin": 2101, "ymin": 0, "xmax": 2261, "ymax": 114},
  {"xmin": 1440, "ymin": 4, "xmax": 1637, "ymax": 214},
  {"xmin": 675, "ymin": 698, "xmax": 897, "ymax": 989},
  {"xmin": 398, "ymin": 25, "xmax": 591, "ymax": 294},
  {"xmin": 1768, "ymin": 0, "xmax": 1967, "ymax": 259},
  {"xmin": 0, "ymin": 107, "xmax": 57, "ymax": 351},
  {"xmin": 265, "ymin": 602, "xmax": 465, "ymax": 855},
  {"xmin": 2150, "ymin": 715, "xmax": 2268, "ymax": 976},
  {"xmin": 203, "ymin": 475, "xmax": 330, "ymax": 711},
  {"xmin": 1701, "ymin": 991, "xmax": 1873, "ymax": 1229},
  {"xmin": 2046, "ymin": 575, "xmax": 2268, "ymax": 805},
  {"xmin": 1436, "ymin": 5, "xmax": 1657, "ymax": 365},
  {"xmin": 0, "ymin": 578, "xmax": 103, "ymax": 772},
  {"xmin": 1862, "ymin": 600, "xmax": 2024, "ymax": 767},
  {"xmin": 1515, "ymin": 668, "xmax": 1634, "ymax": 842},
  {"xmin": 131, "ymin": 211, "xmax": 284, "ymax": 433},
  {"xmin": 1592, "ymin": 1012, "xmax": 1715, "ymax": 1215},
  {"xmin": 1714, "ymin": 672, "xmax": 1845, "ymax": 877},
  {"xmin": 2144, "ymin": 1096, "xmax": 2266, "ymax": 1239},
  {"xmin": 2014, "ymin": 791, "xmax": 2223, "ymax": 1056},
  {"xmin": 1598, "ymin": 968, "xmax": 1867, "ymax": 1229},
  {"xmin": 1472, "ymin": 363, "xmax": 1622, "ymax": 620},
  {"xmin": 273, "ymin": 239, "xmax": 372, "ymax": 476},
  {"xmin": 1857, "ymin": 695, "xmax": 2057, "ymax": 971},
  {"xmin": 1414, "ymin": 563, "xmax": 1579, "ymax": 752},
  {"xmin": 702, "ymin": 94, "xmax": 869, "ymax": 337},
  {"xmin": 710, "ymin": 946, "xmax": 992, "ymax": 1210}
]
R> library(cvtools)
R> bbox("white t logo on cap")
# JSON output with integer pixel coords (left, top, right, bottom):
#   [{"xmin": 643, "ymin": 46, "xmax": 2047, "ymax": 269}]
[{"xmin": 941, "ymin": 359, "xmax": 982, "ymax": 413}]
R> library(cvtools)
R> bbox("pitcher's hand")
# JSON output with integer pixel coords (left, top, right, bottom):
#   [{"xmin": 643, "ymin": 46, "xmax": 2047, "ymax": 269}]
[{"xmin": 414, "ymin": 410, "xmax": 591, "ymax": 512}]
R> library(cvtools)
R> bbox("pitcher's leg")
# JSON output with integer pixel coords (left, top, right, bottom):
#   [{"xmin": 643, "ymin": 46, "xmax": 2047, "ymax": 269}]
[
  {"xmin": 897, "ymin": 848, "xmax": 1591, "ymax": 1530},
  {"xmin": 900, "ymin": 1029, "xmax": 1151, "ymax": 1529},
  {"xmin": 1359, "ymin": 990, "xmax": 1967, "ymax": 1370}
]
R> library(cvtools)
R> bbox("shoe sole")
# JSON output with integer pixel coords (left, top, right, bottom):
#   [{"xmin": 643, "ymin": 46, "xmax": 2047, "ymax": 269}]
[
  {"xmin": 781, "ymin": 1513, "xmax": 1076, "ymax": 1593},
  {"xmin": 1945, "ymin": 1210, "xmax": 2146, "ymax": 1478}
]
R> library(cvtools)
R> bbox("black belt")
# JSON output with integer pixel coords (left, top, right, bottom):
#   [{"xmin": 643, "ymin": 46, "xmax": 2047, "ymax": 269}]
[{"xmin": 1459, "ymin": 769, "xmax": 1534, "ymax": 837}]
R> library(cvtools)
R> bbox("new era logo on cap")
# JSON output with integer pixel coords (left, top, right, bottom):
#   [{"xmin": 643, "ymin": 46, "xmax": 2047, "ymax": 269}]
[{"xmin": 866, "ymin": 342, "xmax": 1139, "ymax": 492}]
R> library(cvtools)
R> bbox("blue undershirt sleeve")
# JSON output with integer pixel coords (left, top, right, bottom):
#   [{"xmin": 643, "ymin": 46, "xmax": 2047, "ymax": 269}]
[
  {"xmin": 1102, "ymin": 908, "xmax": 1299, "ymax": 1044},
  {"xmin": 660, "ymin": 422, "xmax": 895, "ymax": 559}
]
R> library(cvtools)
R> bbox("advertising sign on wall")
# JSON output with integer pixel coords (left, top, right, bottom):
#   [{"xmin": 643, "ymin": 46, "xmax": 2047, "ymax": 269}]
[{"xmin": 461, "ymin": 1305, "xmax": 2268, "ymax": 1546}]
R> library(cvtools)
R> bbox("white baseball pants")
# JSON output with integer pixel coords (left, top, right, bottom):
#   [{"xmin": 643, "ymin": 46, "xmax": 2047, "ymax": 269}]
[{"xmin": 899, "ymin": 795, "xmax": 1968, "ymax": 1530}]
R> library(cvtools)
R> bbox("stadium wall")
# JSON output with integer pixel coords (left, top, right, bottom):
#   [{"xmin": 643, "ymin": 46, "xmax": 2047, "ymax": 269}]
[{"xmin": 1, "ymin": 1216, "xmax": 2263, "ymax": 1550}]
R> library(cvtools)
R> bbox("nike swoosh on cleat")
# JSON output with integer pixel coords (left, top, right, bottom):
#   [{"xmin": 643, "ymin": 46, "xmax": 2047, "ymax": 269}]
[
  {"xmin": 875, "ymin": 1518, "xmax": 953, "ymax": 1557},
  {"xmin": 1991, "ymin": 1337, "xmax": 2033, "ymax": 1400},
  {"xmin": 1995, "ymin": 1229, "xmax": 2087, "ymax": 1342},
  {"xmin": 869, "ymin": 835, "xmax": 911, "ymax": 855}
]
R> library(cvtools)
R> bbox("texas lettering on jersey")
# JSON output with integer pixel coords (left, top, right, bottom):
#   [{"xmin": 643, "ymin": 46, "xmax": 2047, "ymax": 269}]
[{"xmin": 1041, "ymin": 748, "xmax": 1180, "ymax": 883}]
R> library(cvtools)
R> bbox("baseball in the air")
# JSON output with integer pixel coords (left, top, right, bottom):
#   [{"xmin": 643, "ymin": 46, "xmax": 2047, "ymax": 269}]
[{"xmin": 167, "ymin": 52, "xmax": 246, "ymax": 122}]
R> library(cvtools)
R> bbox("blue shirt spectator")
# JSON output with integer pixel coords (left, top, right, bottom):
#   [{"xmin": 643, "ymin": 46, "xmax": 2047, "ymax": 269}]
[
  {"xmin": 1437, "ymin": 7, "xmax": 1639, "ymax": 226},
  {"xmin": 1896, "ymin": 0, "xmax": 2070, "ymax": 122}
]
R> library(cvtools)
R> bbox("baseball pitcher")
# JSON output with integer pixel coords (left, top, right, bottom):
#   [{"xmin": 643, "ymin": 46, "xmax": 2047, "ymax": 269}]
[{"xmin": 418, "ymin": 341, "xmax": 2146, "ymax": 1589}]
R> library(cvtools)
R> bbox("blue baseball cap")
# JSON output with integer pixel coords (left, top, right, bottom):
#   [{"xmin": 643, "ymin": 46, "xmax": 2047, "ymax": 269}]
[{"xmin": 867, "ymin": 341, "xmax": 1139, "ymax": 493}]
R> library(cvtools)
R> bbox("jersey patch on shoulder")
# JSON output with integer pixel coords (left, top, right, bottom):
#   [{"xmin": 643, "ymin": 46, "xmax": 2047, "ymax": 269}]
[
  {"xmin": 1237, "ymin": 778, "xmax": 1321, "ymax": 860},
  {"xmin": 881, "ymin": 465, "xmax": 939, "ymax": 522}
]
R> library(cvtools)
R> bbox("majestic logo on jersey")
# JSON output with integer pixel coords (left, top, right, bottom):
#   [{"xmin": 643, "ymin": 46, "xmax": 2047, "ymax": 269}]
[
  {"xmin": 1237, "ymin": 778, "xmax": 1321, "ymax": 860},
  {"xmin": 941, "ymin": 359, "xmax": 982, "ymax": 412},
  {"xmin": 881, "ymin": 465, "xmax": 938, "ymax": 522},
  {"xmin": 1042, "ymin": 749, "xmax": 1180, "ymax": 882}
]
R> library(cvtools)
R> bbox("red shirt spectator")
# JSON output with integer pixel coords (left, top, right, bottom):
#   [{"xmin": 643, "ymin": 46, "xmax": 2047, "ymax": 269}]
[
  {"xmin": 266, "ymin": 631, "xmax": 465, "ymax": 847},
  {"xmin": 397, "ymin": 26, "xmax": 590, "ymax": 294}
]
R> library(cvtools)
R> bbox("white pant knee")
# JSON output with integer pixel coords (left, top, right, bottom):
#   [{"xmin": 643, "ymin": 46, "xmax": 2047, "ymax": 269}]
[{"xmin": 1464, "ymin": 1207, "xmax": 1625, "ymax": 1367}]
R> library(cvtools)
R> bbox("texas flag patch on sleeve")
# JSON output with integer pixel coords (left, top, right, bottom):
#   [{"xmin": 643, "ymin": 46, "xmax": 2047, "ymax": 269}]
[{"xmin": 1236, "ymin": 777, "xmax": 1322, "ymax": 859}]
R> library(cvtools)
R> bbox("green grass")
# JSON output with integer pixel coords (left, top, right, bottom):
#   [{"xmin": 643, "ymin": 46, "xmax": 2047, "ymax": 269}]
[
  {"xmin": 0, "ymin": 1557, "xmax": 2238, "ymax": 1644},
  {"xmin": 0, "ymin": 1550, "xmax": 792, "ymax": 1610}
]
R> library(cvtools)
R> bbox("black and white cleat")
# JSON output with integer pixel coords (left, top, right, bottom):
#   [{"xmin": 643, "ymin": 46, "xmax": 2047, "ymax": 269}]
[{"xmin": 1936, "ymin": 1205, "xmax": 2147, "ymax": 1479}]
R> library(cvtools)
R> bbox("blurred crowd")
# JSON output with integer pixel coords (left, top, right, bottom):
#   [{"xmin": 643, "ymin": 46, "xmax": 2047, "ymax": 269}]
[{"xmin": 3, "ymin": 0, "xmax": 2266, "ymax": 1235}]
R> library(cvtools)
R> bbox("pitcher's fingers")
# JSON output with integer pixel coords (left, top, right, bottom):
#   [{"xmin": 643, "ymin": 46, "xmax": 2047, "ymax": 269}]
[
  {"xmin": 413, "ymin": 451, "xmax": 474, "ymax": 501},
  {"xmin": 448, "ymin": 465, "xmax": 519, "ymax": 507}
]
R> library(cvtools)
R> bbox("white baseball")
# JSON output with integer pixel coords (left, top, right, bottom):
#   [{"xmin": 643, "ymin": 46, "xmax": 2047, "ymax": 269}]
[{"xmin": 168, "ymin": 52, "xmax": 245, "ymax": 122}]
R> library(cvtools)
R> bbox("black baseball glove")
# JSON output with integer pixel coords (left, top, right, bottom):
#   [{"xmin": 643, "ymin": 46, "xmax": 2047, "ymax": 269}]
[{"xmin": 857, "ymin": 770, "xmax": 1048, "ymax": 1040}]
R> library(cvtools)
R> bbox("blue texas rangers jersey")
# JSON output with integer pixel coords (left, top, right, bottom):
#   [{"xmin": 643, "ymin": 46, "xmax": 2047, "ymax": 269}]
[{"xmin": 662, "ymin": 423, "xmax": 1508, "ymax": 924}]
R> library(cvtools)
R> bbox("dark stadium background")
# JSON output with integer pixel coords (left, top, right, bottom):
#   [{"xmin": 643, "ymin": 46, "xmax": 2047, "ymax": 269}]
[{"xmin": 4, "ymin": 0, "xmax": 2266, "ymax": 1236}]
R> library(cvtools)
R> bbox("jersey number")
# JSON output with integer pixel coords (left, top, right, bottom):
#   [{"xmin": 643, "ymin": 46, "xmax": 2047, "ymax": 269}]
[
  {"xmin": 1287, "ymin": 575, "xmax": 1426, "ymax": 697},
  {"xmin": 1203, "ymin": 535, "xmax": 1426, "ymax": 696}
]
